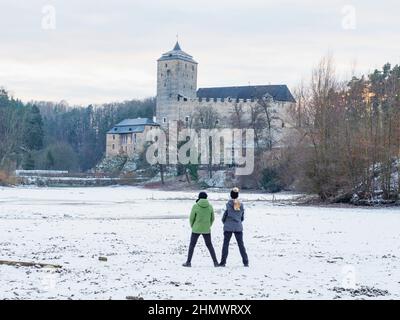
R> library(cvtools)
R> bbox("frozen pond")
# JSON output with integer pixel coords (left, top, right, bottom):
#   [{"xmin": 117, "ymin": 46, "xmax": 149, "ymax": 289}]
[{"xmin": 0, "ymin": 186, "xmax": 399, "ymax": 299}]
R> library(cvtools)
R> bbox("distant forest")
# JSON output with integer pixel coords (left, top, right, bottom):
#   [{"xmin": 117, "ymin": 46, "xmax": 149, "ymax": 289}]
[{"xmin": 0, "ymin": 90, "xmax": 155, "ymax": 172}]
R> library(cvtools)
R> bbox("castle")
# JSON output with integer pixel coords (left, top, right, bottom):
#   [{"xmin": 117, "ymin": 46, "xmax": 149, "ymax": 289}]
[{"xmin": 106, "ymin": 41, "xmax": 295, "ymax": 157}]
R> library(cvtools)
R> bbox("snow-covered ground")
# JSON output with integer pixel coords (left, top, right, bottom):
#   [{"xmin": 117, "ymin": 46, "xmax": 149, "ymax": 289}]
[{"xmin": 0, "ymin": 186, "xmax": 399, "ymax": 300}]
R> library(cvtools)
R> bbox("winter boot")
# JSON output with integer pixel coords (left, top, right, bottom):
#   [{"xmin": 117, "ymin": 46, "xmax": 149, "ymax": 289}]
[{"xmin": 182, "ymin": 262, "xmax": 192, "ymax": 267}]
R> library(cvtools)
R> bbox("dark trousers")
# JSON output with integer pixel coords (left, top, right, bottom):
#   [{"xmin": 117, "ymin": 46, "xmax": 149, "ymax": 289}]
[
  {"xmin": 221, "ymin": 231, "xmax": 249, "ymax": 265},
  {"xmin": 186, "ymin": 233, "xmax": 218, "ymax": 264}
]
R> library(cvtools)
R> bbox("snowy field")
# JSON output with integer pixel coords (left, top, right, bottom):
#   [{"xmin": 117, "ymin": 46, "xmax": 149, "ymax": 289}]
[{"xmin": 0, "ymin": 186, "xmax": 399, "ymax": 300}]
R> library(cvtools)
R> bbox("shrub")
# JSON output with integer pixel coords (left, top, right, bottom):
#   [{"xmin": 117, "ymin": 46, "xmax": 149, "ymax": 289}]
[
  {"xmin": 0, "ymin": 170, "xmax": 18, "ymax": 186},
  {"xmin": 260, "ymin": 167, "xmax": 283, "ymax": 193}
]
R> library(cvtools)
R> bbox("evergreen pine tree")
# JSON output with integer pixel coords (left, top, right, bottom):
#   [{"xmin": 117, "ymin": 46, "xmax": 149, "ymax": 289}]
[
  {"xmin": 22, "ymin": 153, "xmax": 35, "ymax": 170},
  {"xmin": 23, "ymin": 105, "xmax": 44, "ymax": 151}
]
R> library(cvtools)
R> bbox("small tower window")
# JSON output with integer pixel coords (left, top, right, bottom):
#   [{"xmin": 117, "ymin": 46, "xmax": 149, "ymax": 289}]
[
  {"xmin": 163, "ymin": 117, "xmax": 167, "ymax": 123},
  {"xmin": 112, "ymin": 144, "xmax": 115, "ymax": 150},
  {"xmin": 185, "ymin": 116, "xmax": 190, "ymax": 123},
  {"xmin": 112, "ymin": 135, "xmax": 115, "ymax": 140},
  {"xmin": 165, "ymin": 63, "xmax": 168, "ymax": 68}
]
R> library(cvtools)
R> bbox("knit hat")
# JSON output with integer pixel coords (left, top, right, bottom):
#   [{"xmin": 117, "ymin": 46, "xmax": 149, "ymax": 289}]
[
  {"xmin": 230, "ymin": 187, "xmax": 239, "ymax": 199},
  {"xmin": 197, "ymin": 191, "xmax": 208, "ymax": 202}
]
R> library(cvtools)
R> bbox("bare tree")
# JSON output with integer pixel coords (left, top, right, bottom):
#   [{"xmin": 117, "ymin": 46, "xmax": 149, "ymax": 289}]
[{"xmin": 192, "ymin": 106, "xmax": 221, "ymax": 178}]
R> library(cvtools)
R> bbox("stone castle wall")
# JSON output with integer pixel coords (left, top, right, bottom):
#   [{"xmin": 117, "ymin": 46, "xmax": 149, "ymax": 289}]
[
  {"xmin": 156, "ymin": 97, "xmax": 295, "ymax": 147},
  {"xmin": 157, "ymin": 97, "xmax": 294, "ymax": 127}
]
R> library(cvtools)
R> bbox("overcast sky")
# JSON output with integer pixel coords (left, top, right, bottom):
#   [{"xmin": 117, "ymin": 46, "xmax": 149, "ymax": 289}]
[{"xmin": 0, "ymin": 0, "xmax": 399, "ymax": 105}]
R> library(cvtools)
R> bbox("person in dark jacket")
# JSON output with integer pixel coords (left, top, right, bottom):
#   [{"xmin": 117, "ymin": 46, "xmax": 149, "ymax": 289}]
[
  {"xmin": 219, "ymin": 187, "xmax": 249, "ymax": 267},
  {"xmin": 183, "ymin": 192, "xmax": 219, "ymax": 267}
]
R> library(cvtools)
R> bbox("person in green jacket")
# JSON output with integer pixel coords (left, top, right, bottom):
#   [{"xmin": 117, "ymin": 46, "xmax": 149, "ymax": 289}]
[{"xmin": 182, "ymin": 192, "xmax": 219, "ymax": 267}]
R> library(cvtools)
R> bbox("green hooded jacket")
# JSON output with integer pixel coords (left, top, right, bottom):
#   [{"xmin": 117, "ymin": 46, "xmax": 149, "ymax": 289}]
[{"xmin": 189, "ymin": 199, "xmax": 215, "ymax": 234}]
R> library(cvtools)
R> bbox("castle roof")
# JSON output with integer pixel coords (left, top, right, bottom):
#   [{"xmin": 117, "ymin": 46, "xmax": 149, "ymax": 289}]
[
  {"xmin": 107, "ymin": 118, "xmax": 159, "ymax": 134},
  {"xmin": 197, "ymin": 85, "xmax": 296, "ymax": 103},
  {"xmin": 158, "ymin": 41, "xmax": 197, "ymax": 64}
]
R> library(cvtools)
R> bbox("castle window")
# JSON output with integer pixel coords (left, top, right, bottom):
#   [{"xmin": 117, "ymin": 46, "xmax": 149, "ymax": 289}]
[
  {"xmin": 200, "ymin": 117, "xmax": 204, "ymax": 124},
  {"xmin": 163, "ymin": 117, "xmax": 167, "ymax": 123},
  {"xmin": 215, "ymin": 119, "xmax": 220, "ymax": 125},
  {"xmin": 282, "ymin": 122, "xmax": 285, "ymax": 128},
  {"xmin": 185, "ymin": 116, "xmax": 190, "ymax": 123},
  {"xmin": 192, "ymin": 66, "xmax": 194, "ymax": 71},
  {"xmin": 165, "ymin": 63, "xmax": 168, "ymax": 68},
  {"xmin": 112, "ymin": 135, "xmax": 115, "ymax": 140},
  {"xmin": 112, "ymin": 144, "xmax": 115, "ymax": 150},
  {"xmin": 134, "ymin": 133, "xmax": 137, "ymax": 142}
]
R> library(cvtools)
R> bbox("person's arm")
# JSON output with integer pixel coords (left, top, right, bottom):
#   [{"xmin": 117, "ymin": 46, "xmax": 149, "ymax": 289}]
[
  {"xmin": 210, "ymin": 207, "xmax": 215, "ymax": 226},
  {"xmin": 222, "ymin": 204, "xmax": 228, "ymax": 223},
  {"xmin": 241, "ymin": 204, "xmax": 245, "ymax": 222},
  {"xmin": 190, "ymin": 205, "xmax": 196, "ymax": 228}
]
